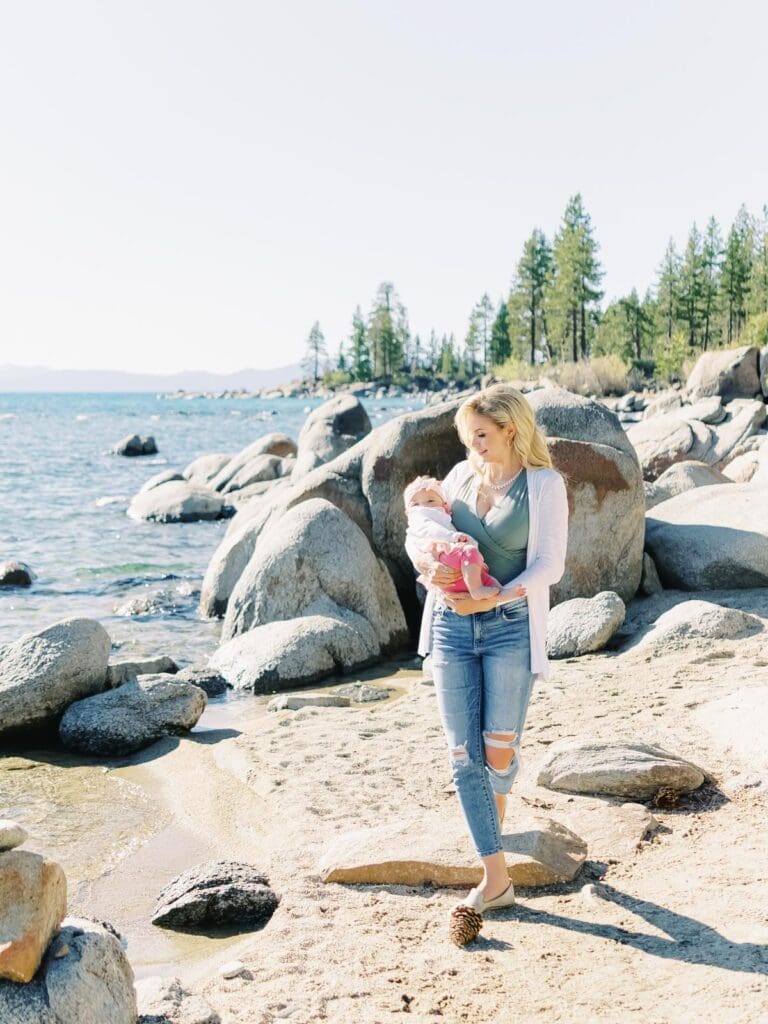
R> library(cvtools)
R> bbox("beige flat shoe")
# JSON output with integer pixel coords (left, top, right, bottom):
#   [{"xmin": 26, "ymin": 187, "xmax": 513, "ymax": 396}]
[{"xmin": 455, "ymin": 880, "xmax": 515, "ymax": 915}]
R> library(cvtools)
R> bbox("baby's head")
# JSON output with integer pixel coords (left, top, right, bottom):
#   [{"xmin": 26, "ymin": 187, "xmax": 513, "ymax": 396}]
[{"xmin": 404, "ymin": 476, "xmax": 449, "ymax": 513}]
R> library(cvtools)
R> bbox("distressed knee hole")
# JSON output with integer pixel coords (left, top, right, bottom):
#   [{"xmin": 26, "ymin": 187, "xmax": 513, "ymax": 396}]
[
  {"xmin": 450, "ymin": 743, "xmax": 469, "ymax": 764},
  {"xmin": 483, "ymin": 731, "xmax": 519, "ymax": 773}
]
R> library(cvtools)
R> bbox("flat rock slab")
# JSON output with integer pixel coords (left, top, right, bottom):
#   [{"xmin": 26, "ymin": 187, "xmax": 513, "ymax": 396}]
[
  {"xmin": 106, "ymin": 656, "xmax": 178, "ymax": 688},
  {"xmin": 267, "ymin": 693, "xmax": 351, "ymax": 711},
  {"xmin": 318, "ymin": 813, "xmax": 587, "ymax": 887},
  {"xmin": 546, "ymin": 591, "xmax": 625, "ymax": 658},
  {"xmin": 0, "ymin": 917, "xmax": 136, "ymax": 1024},
  {"xmin": 152, "ymin": 861, "xmax": 279, "ymax": 932},
  {"xmin": 0, "ymin": 851, "xmax": 67, "ymax": 982},
  {"xmin": 537, "ymin": 741, "xmax": 709, "ymax": 798},
  {"xmin": 549, "ymin": 799, "xmax": 658, "ymax": 861}
]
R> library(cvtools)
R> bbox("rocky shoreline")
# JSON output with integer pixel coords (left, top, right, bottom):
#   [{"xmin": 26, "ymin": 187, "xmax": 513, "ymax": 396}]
[{"xmin": 2, "ymin": 342, "xmax": 768, "ymax": 1022}]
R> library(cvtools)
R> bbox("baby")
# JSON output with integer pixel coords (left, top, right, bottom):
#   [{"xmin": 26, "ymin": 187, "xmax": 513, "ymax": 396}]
[{"xmin": 404, "ymin": 475, "xmax": 500, "ymax": 600}]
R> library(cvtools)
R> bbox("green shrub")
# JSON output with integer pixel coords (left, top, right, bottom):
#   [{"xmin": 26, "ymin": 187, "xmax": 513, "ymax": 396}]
[{"xmin": 743, "ymin": 312, "xmax": 768, "ymax": 349}]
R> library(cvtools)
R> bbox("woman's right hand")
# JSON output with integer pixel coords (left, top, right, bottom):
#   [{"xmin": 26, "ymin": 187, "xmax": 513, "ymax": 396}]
[{"xmin": 413, "ymin": 553, "xmax": 462, "ymax": 590}]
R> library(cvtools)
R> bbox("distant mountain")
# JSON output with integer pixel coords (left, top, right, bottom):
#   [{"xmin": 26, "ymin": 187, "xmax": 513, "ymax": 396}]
[{"xmin": 0, "ymin": 363, "xmax": 304, "ymax": 393}]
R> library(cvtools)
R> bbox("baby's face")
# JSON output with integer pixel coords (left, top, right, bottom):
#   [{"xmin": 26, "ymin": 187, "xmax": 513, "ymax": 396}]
[{"xmin": 410, "ymin": 488, "xmax": 446, "ymax": 510}]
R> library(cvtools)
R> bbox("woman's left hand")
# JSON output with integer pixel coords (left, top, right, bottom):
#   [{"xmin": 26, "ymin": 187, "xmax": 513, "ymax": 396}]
[{"xmin": 443, "ymin": 593, "xmax": 500, "ymax": 616}]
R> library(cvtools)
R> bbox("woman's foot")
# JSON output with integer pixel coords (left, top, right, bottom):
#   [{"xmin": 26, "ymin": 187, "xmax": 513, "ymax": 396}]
[{"xmin": 456, "ymin": 879, "xmax": 515, "ymax": 914}]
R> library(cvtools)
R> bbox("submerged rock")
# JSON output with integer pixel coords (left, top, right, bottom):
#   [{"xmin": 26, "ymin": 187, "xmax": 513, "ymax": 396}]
[
  {"xmin": 59, "ymin": 674, "xmax": 207, "ymax": 755},
  {"xmin": 112, "ymin": 433, "xmax": 157, "ymax": 456},
  {"xmin": 0, "ymin": 917, "xmax": 137, "ymax": 1024},
  {"xmin": 0, "ymin": 562, "xmax": 35, "ymax": 588},
  {"xmin": 151, "ymin": 861, "xmax": 279, "ymax": 931},
  {"xmin": 0, "ymin": 618, "xmax": 111, "ymax": 738},
  {"xmin": 128, "ymin": 480, "xmax": 230, "ymax": 523}
]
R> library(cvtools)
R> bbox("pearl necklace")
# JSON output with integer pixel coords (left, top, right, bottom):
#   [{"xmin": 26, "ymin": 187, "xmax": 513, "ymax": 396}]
[{"xmin": 482, "ymin": 465, "xmax": 524, "ymax": 492}]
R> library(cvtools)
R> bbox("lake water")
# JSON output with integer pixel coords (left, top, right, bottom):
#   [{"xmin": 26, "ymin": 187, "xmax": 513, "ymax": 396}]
[{"xmin": 0, "ymin": 391, "xmax": 420, "ymax": 664}]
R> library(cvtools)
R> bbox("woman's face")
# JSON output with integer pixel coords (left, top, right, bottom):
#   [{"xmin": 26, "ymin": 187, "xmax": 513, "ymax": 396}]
[{"xmin": 464, "ymin": 413, "xmax": 514, "ymax": 464}]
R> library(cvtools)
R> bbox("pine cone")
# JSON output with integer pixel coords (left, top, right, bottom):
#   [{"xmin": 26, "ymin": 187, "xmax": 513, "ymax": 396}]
[{"xmin": 449, "ymin": 904, "xmax": 483, "ymax": 946}]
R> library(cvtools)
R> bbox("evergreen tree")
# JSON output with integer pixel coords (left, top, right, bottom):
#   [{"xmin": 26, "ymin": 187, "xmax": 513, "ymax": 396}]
[
  {"xmin": 490, "ymin": 299, "xmax": 511, "ymax": 366},
  {"xmin": 348, "ymin": 306, "xmax": 371, "ymax": 381},
  {"xmin": 508, "ymin": 229, "xmax": 553, "ymax": 364},
  {"xmin": 748, "ymin": 205, "xmax": 768, "ymax": 316},
  {"xmin": 367, "ymin": 282, "xmax": 406, "ymax": 380},
  {"xmin": 548, "ymin": 196, "xmax": 603, "ymax": 361},
  {"xmin": 678, "ymin": 223, "xmax": 706, "ymax": 347},
  {"xmin": 471, "ymin": 294, "xmax": 495, "ymax": 371},
  {"xmin": 302, "ymin": 321, "xmax": 327, "ymax": 384},
  {"xmin": 655, "ymin": 239, "xmax": 682, "ymax": 341},
  {"xmin": 720, "ymin": 205, "xmax": 753, "ymax": 343},
  {"xmin": 425, "ymin": 329, "xmax": 440, "ymax": 374},
  {"xmin": 701, "ymin": 217, "xmax": 723, "ymax": 350},
  {"xmin": 439, "ymin": 334, "xmax": 455, "ymax": 376},
  {"xmin": 463, "ymin": 318, "xmax": 480, "ymax": 376},
  {"xmin": 336, "ymin": 342, "xmax": 347, "ymax": 373}
]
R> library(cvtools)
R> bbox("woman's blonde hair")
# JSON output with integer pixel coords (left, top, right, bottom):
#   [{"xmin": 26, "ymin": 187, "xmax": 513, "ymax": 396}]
[{"xmin": 455, "ymin": 383, "xmax": 552, "ymax": 476}]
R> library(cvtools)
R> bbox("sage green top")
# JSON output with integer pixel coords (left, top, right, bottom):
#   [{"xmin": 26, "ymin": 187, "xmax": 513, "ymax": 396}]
[{"xmin": 450, "ymin": 471, "xmax": 529, "ymax": 585}]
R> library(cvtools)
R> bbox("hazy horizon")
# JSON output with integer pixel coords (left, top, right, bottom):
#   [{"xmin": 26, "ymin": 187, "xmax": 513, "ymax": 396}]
[{"xmin": 2, "ymin": 1, "xmax": 766, "ymax": 374}]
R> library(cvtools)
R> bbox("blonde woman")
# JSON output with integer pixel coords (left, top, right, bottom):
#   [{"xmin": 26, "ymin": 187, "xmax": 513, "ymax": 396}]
[{"xmin": 405, "ymin": 384, "xmax": 569, "ymax": 917}]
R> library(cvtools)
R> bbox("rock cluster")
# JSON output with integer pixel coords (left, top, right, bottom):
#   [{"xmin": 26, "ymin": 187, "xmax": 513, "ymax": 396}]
[{"xmin": 0, "ymin": 826, "xmax": 136, "ymax": 1023}]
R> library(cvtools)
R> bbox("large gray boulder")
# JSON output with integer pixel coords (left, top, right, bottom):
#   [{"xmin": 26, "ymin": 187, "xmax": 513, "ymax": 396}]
[
  {"xmin": 216, "ymin": 453, "xmax": 283, "ymax": 493},
  {"xmin": 292, "ymin": 395, "xmax": 372, "ymax": 478},
  {"xmin": 0, "ymin": 917, "xmax": 136, "ymax": 1024},
  {"xmin": 138, "ymin": 470, "xmax": 184, "ymax": 494},
  {"xmin": 222, "ymin": 499, "xmax": 407, "ymax": 650},
  {"xmin": 538, "ymin": 741, "xmax": 709, "ymax": 798},
  {"xmin": 59, "ymin": 674, "xmax": 207, "ymax": 755},
  {"xmin": 182, "ymin": 452, "xmax": 232, "ymax": 486},
  {"xmin": 112, "ymin": 433, "xmax": 157, "ymax": 456},
  {"xmin": 644, "ymin": 460, "xmax": 730, "ymax": 510},
  {"xmin": 199, "ymin": 500, "xmax": 277, "ymax": 618},
  {"xmin": 546, "ymin": 591, "xmax": 626, "ymax": 658},
  {"xmin": 703, "ymin": 398, "xmax": 766, "ymax": 466},
  {"xmin": 211, "ymin": 612, "xmax": 381, "ymax": 692},
  {"xmin": 685, "ymin": 345, "xmax": 761, "ymax": 403},
  {"xmin": 151, "ymin": 861, "xmax": 279, "ymax": 931},
  {"xmin": 626, "ymin": 416, "xmax": 698, "ymax": 480},
  {"xmin": 622, "ymin": 599, "xmax": 763, "ymax": 652},
  {"xmin": 645, "ymin": 483, "xmax": 768, "ymax": 588},
  {"xmin": 0, "ymin": 618, "xmax": 111, "ymax": 737},
  {"xmin": 209, "ymin": 433, "xmax": 297, "ymax": 492},
  {"xmin": 127, "ymin": 480, "xmax": 228, "ymax": 523},
  {"xmin": 526, "ymin": 388, "xmax": 645, "ymax": 604}
]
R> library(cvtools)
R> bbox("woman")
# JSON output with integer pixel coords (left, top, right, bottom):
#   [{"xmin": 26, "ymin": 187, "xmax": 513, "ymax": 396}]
[{"xmin": 406, "ymin": 383, "xmax": 569, "ymax": 916}]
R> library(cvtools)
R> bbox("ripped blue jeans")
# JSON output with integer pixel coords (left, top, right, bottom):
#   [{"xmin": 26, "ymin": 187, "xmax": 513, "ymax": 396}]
[{"xmin": 431, "ymin": 599, "xmax": 536, "ymax": 858}]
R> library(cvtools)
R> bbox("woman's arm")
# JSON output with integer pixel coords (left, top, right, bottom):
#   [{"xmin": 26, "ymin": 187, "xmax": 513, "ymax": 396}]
[{"xmin": 498, "ymin": 471, "xmax": 569, "ymax": 597}]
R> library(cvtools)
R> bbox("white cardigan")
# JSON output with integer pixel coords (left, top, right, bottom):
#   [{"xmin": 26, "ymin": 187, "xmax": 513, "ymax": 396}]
[{"xmin": 407, "ymin": 461, "xmax": 570, "ymax": 681}]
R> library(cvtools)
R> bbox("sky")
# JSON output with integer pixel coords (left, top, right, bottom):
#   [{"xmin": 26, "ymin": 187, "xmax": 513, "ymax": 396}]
[{"xmin": 1, "ymin": 0, "xmax": 766, "ymax": 374}]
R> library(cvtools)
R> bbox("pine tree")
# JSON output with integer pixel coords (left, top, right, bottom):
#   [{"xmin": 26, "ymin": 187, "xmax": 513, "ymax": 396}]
[
  {"xmin": 367, "ymin": 282, "xmax": 407, "ymax": 380},
  {"xmin": 471, "ymin": 294, "xmax": 495, "ymax": 372},
  {"xmin": 678, "ymin": 223, "xmax": 706, "ymax": 348},
  {"xmin": 748, "ymin": 205, "xmax": 768, "ymax": 316},
  {"xmin": 700, "ymin": 217, "xmax": 723, "ymax": 350},
  {"xmin": 302, "ymin": 322, "xmax": 327, "ymax": 384},
  {"xmin": 720, "ymin": 205, "xmax": 753, "ymax": 343},
  {"xmin": 348, "ymin": 306, "xmax": 371, "ymax": 381},
  {"xmin": 425, "ymin": 329, "xmax": 440, "ymax": 374},
  {"xmin": 439, "ymin": 334, "xmax": 455, "ymax": 376},
  {"xmin": 490, "ymin": 299, "xmax": 511, "ymax": 366},
  {"xmin": 655, "ymin": 239, "xmax": 682, "ymax": 341},
  {"xmin": 464, "ymin": 318, "xmax": 479, "ymax": 376},
  {"xmin": 548, "ymin": 196, "xmax": 603, "ymax": 361},
  {"xmin": 509, "ymin": 229, "xmax": 553, "ymax": 364}
]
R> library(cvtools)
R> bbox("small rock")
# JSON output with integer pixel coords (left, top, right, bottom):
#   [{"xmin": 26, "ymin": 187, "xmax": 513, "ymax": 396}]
[
  {"xmin": 52, "ymin": 944, "xmax": 69, "ymax": 959},
  {"xmin": 135, "ymin": 974, "xmax": 220, "ymax": 1024},
  {"xmin": 537, "ymin": 740, "xmax": 709, "ymax": 799},
  {"xmin": 623, "ymin": 599, "xmax": 763, "ymax": 652},
  {"xmin": 546, "ymin": 592, "xmax": 626, "ymax": 658},
  {"xmin": 106, "ymin": 656, "xmax": 179, "ymax": 688},
  {"xmin": 151, "ymin": 861, "xmax": 279, "ymax": 931},
  {"xmin": 218, "ymin": 960, "xmax": 245, "ymax": 979},
  {"xmin": 175, "ymin": 666, "xmax": 230, "ymax": 697},
  {"xmin": 0, "ymin": 561, "xmax": 36, "ymax": 587},
  {"xmin": 332, "ymin": 683, "xmax": 391, "ymax": 703},
  {"xmin": 112, "ymin": 433, "xmax": 158, "ymax": 456},
  {"xmin": 0, "ymin": 821, "xmax": 28, "ymax": 852},
  {"xmin": 267, "ymin": 693, "xmax": 351, "ymax": 712}
]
